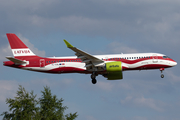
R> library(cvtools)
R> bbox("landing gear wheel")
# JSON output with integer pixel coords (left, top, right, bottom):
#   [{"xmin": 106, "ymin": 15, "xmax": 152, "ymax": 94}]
[
  {"xmin": 92, "ymin": 79, "xmax": 97, "ymax": 84},
  {"xmin": 161, "ymin": 74, "xmax": 164, "ymax": 78}
]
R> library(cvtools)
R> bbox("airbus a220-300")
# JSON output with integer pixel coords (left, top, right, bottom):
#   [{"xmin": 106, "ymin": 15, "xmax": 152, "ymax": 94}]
[{"xmin": 3, "ymin": 33, "xmax": 177, "ymax": 84}]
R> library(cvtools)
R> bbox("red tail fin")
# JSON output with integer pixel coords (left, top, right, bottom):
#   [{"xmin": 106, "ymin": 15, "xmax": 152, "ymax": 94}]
[{"xmin": 6, "ymin": 33, "xmax": 37, "ymax": 58}]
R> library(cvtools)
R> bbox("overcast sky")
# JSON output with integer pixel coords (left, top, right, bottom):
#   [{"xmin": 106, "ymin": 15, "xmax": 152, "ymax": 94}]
[{"xmin": 0, "ymin": 0, "xmax": 180, "ymax": 120}]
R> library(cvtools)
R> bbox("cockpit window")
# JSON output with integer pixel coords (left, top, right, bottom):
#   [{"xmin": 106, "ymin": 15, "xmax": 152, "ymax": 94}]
[{"xmin": 163, "ymin": 56, "xmax": 170, "ymax": 59}]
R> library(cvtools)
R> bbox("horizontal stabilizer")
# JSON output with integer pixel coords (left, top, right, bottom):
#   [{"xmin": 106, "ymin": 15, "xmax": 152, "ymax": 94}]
[{"xmin": 6, "ymin": 56, "xmax": 26, "ymax": 64}]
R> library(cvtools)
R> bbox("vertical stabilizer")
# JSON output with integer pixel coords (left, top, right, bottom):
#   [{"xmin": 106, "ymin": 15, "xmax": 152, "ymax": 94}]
[{"xmin": 6, "ymin": 33, "xmax": 37, "ymax": 58}]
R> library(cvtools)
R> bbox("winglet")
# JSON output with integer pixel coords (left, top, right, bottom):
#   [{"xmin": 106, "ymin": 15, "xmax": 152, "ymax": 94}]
[{"xmin": 64, "ymin": 40, "xmax": 74, "ymax": 48}]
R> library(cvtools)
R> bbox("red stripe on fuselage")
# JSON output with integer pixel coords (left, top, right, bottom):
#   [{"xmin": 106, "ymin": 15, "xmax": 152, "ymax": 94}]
[
  {"xmin": 104, "ymin": 57, "xmax": 175, "ymax": 64},
  {"xmin": 8, "ymin": 56, "xmax": 174, "ymax": 68},
  {"xmin": 4, "ymin": 55, "xmax": 175, "ymax": 74},
  {"xmin": 123, "ymin": 64, "xmax": 171, "ymax": 71}
]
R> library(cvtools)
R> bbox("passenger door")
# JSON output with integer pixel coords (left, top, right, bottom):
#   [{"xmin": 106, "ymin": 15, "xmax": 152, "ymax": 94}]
[
  {"xmin": 152, "ymin": 54, "xmax": 158, "ymax": 63},
  {"xmin": 40, "ymin": 59, "xmax": 45, "ymax": 67}
]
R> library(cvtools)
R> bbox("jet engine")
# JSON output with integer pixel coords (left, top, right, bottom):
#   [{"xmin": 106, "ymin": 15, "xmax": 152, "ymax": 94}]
[{"xmin": 103, "ymin": 61, "xmax": 123, "ymax": 80}]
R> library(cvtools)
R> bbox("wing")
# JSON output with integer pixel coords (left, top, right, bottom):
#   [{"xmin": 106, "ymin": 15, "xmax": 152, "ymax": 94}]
[{"xmin": 64, "ymin": 40, "xmax": 105, "ymax": 71}]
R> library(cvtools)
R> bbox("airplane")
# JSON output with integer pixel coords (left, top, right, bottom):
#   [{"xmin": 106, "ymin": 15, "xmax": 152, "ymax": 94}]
[{"xmin": 3, "ymin": 33, "xmax": 177, "ymax": 84}]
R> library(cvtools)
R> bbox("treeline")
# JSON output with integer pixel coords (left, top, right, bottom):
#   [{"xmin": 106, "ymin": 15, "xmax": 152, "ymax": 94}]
[{"xmin": 1, "ymin": 85, "xmax": 78, "ymax": 120}]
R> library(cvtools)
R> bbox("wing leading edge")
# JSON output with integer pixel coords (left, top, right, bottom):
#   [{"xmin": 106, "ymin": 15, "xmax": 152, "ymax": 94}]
[{"xmin": 64, "ymin": 40, "xmax": 105, "ymax": 71}]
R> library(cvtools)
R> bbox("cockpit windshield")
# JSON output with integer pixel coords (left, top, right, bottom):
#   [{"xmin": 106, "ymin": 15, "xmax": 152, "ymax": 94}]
[{"xmin": 163, "ymin": 56, "xmax": 170, "ymax": 59}]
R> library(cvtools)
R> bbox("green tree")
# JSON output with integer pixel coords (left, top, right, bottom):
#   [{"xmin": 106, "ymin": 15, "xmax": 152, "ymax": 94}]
[
  {"xmin": 39, "ymin": 86, "xmax": 78, "ymax": 120},
  {"xmin": 1, "ymin": 85, "xmax": 38, "ymax": 120},
  {"xmin": 1, "ymin": 85, "xmax": 78, "ymax": 120}
]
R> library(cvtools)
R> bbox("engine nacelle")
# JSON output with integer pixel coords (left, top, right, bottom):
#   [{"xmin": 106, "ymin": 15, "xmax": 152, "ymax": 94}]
[{"xmin": 104, "ymin": 62, "xmax": 123, "ymax": 80}]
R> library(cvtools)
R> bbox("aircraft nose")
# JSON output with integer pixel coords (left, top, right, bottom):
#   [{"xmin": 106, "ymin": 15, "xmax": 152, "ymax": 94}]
[{"xmin": 172, "ymin": 61, "xmax": 177, "ymax": 66}]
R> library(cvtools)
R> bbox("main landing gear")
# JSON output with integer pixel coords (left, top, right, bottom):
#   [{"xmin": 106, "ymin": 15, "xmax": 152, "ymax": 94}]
[
  {"xmin": 160, "ymin": 68, "xmax": 164, "ymax": 78},
  {"xmin": 91, "ymin": 72, "xmax": 97, "ymax": 84}
]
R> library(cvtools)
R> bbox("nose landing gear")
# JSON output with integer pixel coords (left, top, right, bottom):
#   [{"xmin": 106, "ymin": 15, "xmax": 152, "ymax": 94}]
[
  {"xmin": 160, "ymin": 68, "xmax": 164, "ymax": 78},
  {"xmin": 91, "ymin": 72, "xmax": 97, "ymax": 84}
]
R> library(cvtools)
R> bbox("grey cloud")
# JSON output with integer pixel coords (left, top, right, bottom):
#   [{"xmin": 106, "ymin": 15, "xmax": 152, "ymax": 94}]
[
  {"xmin": 0, "ymin": 34, "xmax": 46, "ymax": 61},
  {"xmin": 0, "ymin": 45, "xmax": 12, "ymax": 60},
  {"xmin": 107, "ymin": 41, "xmax": 139, "ymax": 53},
  {"xmin": 1, "ymin": 0, "xmax": 180, "ymax": 38},
  {"xmin": 120, "ymin": 95, "xmax": 167, "ymax": 112},
  {"xmin": 17, "ymin": 33, "xmax": 46, "ymax": 57},
  {"xmin": 0, "ymin": 80, "xmax": 18, "ymax": 102},
  {"xmin": 1, "ymin": 0, "xmax": 180, "ymax": 56}
]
